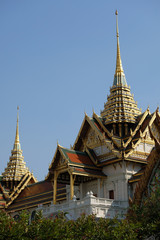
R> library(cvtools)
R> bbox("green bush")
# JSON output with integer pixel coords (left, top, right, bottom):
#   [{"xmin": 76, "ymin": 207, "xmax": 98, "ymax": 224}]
[{"xmin": 0, "ymin": 190, "xmax": 160, "ymax": 240}]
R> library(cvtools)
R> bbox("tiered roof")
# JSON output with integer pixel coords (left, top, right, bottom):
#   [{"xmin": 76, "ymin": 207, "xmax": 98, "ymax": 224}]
[
  {"xmin": 2, "ymin": 108, "xmax": 29, "ymax": 182},
  {"xmin": 101, "ymin": 11, "xmax": 141, "ymax": 124}
]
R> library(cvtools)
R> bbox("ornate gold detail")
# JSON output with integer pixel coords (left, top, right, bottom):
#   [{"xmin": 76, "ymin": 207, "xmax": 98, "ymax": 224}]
[
  {"xmin": 2, "ymin": 108, "xmax": 31, "ymax": 189},
  {"xmin": 115, "ymin": 10, "xmax": 124, "ymax": 75},
  {"xmin": 86, "ymin": 129, "xmax": 99, "ymax": 147},
  {"xmin": 101, "ymin": 12, "xmax": 141, "ymax": 124}
]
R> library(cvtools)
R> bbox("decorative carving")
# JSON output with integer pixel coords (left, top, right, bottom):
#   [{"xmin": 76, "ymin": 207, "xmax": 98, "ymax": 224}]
[{"xmin": 86, "ymin": 129, "xmax": 99, "ymax": 147}]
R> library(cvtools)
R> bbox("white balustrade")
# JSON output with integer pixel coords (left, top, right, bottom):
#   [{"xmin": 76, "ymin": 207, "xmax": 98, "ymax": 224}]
[{"xmin": 37, "ymin": 193, "xmax": 128, "ymax": 220}]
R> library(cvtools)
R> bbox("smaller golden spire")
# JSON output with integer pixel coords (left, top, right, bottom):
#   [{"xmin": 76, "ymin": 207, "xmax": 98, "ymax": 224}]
[
  {"xmin": 15, "ymin": 106, "xmax": 20, "ymax": 144},
  {"xmin": 115, "ymin": 10, "xmax": 124, "ymax": 74}
]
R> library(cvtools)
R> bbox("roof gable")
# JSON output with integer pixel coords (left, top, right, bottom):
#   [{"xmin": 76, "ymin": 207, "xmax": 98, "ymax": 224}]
[
  {"xmin": 46, "ymin": 145, "xmax": 106, "ymax": 181},
  {"xmin": 73, "ymin": 113, "xmax": 121, "ymax": 159}
]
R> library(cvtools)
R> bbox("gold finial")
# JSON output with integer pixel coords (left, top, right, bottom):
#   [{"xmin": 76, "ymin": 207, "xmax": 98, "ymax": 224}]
[
  {"xmin": 115, "ymin": 10, "xmax": 119, "ymax": 38},
  {"xmin": 115, "ymin": 10, "xmax": 124, "ymax": 75},
  {"xmin": 15, "ymin": 106, "xmax": 20, "ymax": 144}
]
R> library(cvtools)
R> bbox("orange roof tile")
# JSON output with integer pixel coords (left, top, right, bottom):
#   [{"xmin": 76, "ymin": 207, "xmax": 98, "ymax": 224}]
[{"xmin": 67, "ymin": 152, "xmax": 94, "ymax": 166}]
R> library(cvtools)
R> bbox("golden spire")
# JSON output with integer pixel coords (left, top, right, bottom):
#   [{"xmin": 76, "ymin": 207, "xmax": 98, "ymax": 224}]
[
  {"xmin": 101, "ymin": 11, "xmax": 141, "ymax": 124},
  {"xmin": 2, "ymin": 106, "xmax": 31, "ymax": 186},
  {"xmin": 115, "ymin": 10, "xmax": 124, "ymax": 74},
  {"xmin": 15, "ymin": 106, "xmax": 20, "ymax": 144}
]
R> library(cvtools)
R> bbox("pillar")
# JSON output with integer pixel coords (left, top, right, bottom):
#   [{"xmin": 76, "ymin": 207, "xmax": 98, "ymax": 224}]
[
  {"xmin": 70, "ymin": 173, "xmax": 74, "ymax": 200},
  {"xmin": 124, "ymin": 123, "xmax": 128, "ymax": 136},
  {"xmin": 113, "ymin": 123, "xmax": 116, "ymax": 135},
  {"xmin": 119, "ymin": 123, "xmax": 122, "ymax": 137},
  {"xmin": 53, "ymin": 171, "xmax": 57, "ymax": 204}
]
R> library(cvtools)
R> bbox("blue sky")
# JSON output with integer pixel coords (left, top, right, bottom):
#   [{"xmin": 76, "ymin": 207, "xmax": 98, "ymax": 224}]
[{"xmin": 0, "ymin": 1, "xmax": 160, "ymax": 180}]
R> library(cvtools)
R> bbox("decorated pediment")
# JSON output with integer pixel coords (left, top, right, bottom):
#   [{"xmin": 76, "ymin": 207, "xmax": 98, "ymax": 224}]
[
  {"xmin": 85, "ymin": 128, "xmax": 100, "ymax": 148},
  {"xmin": 57, "ymin": 157, "xmax": 66, "ymax": 167}
]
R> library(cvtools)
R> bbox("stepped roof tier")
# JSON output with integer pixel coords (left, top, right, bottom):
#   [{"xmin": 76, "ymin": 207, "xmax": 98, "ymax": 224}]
[
  {"xmin": 101, "ymin": 11, "xmax": 141, "ymax": 125},
  {"xmin": 2, "ymin": 108, "xmax": 30, "ymax": 184}
]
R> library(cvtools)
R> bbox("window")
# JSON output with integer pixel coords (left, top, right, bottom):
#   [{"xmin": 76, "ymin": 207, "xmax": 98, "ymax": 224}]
[{"xmin": 109, "ymin": 190, "xmax": 114, "ymax": 199}]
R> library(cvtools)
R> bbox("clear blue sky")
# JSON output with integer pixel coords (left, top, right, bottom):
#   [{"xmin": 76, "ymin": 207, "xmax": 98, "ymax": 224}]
[{"xmin": 0, "ymin": 1, "xmax": 160, "ymax": 180}]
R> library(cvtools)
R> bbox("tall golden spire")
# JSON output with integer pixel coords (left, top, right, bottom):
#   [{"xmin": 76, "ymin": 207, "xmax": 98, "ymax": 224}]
[
  {"xmin": 115, "ymin": 10, "xmax": 124, "ymax": 74},
  {"xmin": 101, "ymin": 11, "xmax": 141, "ymax": 124},
  {"xmin": 2, "ymin": 107, "xmax": 29, "ymax": 188},
  {"xmin": 14, "ymin": 106, "xmax": 20, "ymax": 145},
  {"xmin": 113, "ymin": 10, "xmax": 127, "ymax": 86},
  {"xmin": 13, "ymin": 106, "xmax": 21, "ymax": 151}
]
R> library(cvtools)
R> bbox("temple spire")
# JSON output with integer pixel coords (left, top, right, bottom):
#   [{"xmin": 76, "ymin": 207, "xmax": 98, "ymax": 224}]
[
  {"xmin": 15, "ymin": 106, "xmax": 20, "ymax": 145},
  {"xmin": 113, "ymin": 10, "xmax": 127, "ymax": 86},
  {"xmin": 2, "ymin": 107, "xmax": 30, "ymax": 190},
  {"xmin": 101, "ymin": 11, "xmax": 141, "ymax": 124},
  {"xmin": 13, "ymin": 106, "xmax": 21, "ymax": 151},
  {"xmin": 115, "ymin": 10, "xmax": 124, "ymax": 74}
]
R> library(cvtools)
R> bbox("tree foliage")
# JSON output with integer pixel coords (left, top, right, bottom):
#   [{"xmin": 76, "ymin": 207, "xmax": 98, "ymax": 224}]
[{"xmin": 0, "ymin": 190, "xmax": 160, "ymax": 240}]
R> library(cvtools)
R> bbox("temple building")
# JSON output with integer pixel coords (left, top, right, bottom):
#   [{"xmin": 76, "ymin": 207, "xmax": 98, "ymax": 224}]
[{"xmin": 1, "ymin": 12, "xmax": 160, "ymax": 219}]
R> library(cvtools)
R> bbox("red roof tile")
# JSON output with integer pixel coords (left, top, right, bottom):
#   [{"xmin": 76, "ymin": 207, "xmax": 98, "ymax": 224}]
[{"xmin": 67, "ymin": 152, "xmax": 94, "ymax": 166}]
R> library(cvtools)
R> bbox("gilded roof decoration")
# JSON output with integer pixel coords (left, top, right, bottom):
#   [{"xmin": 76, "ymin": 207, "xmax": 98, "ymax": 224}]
[
  {"xmin": 2, "ymin": 108, "xmax": 30, "ymax": 183},
  {"xmin": 101, "ymin": 11, "xmax": 141, "ymax": 124}
]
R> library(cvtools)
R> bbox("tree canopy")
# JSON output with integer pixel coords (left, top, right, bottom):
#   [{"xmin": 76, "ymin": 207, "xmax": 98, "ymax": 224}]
[{"xmin": 0, "ymin": 190, "xmax": 160, "ymax": 240}]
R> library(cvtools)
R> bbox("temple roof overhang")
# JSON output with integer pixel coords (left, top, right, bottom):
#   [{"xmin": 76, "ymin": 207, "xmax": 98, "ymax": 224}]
[
  {"xmin": 46, "ymin": 145, "xmax": 107, "ymax": 184},
  {"xmin": 6, "ymin": 181, "xmax": 66, "ymax": 213}
]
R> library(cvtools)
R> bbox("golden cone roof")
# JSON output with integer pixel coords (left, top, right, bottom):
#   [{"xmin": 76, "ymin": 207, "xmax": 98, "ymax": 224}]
[
  {"xmin": 101, "ymin": 11, "xmax": 141, "ymax": 124},
  {"xmin": 2, "ymin": 107, "xmax": 29, "ymax": 182}
]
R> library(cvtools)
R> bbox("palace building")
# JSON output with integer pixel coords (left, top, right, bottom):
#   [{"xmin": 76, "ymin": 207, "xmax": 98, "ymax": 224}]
[{"xmin": 1, "ymin": 12, "xmax": 160, "ymax": 219}]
